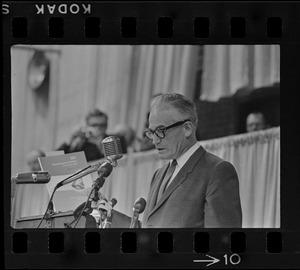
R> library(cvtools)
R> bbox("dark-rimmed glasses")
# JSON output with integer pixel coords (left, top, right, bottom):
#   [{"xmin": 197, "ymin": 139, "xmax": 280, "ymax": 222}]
[
  {"xmin": 144, "ymin": 119, "xmax": 190, "ymax": 140},
  {"xmin": 88, "ymin": 123, "xmax": 107, "ymax": 128}
]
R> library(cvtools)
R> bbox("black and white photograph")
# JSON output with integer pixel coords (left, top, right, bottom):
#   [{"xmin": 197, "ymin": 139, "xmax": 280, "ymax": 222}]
[{"xmin": 10, "ymin": 44, "xmax": 280, "ymax": 229}]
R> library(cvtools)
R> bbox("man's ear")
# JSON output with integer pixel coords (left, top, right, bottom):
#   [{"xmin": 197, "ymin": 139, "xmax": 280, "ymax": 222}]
[{"xmin": 183, "ymin": 121, "xmax": 194, "ymax": 137}]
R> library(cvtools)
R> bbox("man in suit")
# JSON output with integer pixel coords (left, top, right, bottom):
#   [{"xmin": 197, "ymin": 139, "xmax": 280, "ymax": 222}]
[{"xmin": 142, "ymin": 93, "xmax": 242, "ymax": 228}]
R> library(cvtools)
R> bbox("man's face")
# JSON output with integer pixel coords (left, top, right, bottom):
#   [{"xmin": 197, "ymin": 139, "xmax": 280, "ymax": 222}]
[
  {"xmin": 148, "ymin": 107, "xmax": 189, "ymax": 160},
  {"xmin": 86, "ymin": 116, "xmax": 107, "ymax": 138},
  {"xmin": 246, "ymin": 113, "xmax": 265, "ymax": 132}
]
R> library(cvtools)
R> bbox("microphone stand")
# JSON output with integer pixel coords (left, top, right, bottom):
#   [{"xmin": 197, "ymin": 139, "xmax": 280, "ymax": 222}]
[
  {"xmin": 36, "ymin": 185, "xmax": 57, "ymax": 228},
  {"xmin": 130, "ymin": 209, "xmax": 140, "ymax": 228},
  {"xmin": 36, "ymin": 164, "xmax": 92, "ymax": 229},
  {"xmin": 66, "ymin": 161, "xmax": 113, "ymax": 228},
  {"xmin": 71, "ymin": 186, "xmax": 95, "ymax": 228},
  {"xmin": 129, "ymin": 198, "xmax": 146, "ymax": 228},
  {"xmin": 71, "ymin": 176, "xmax": 106, "ymax": 228}
]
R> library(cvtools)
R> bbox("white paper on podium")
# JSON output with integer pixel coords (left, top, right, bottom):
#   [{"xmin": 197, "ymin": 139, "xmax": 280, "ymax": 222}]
[{"xmin": 38, "ymin": 151, "xmax": 94, "ymax": 212}]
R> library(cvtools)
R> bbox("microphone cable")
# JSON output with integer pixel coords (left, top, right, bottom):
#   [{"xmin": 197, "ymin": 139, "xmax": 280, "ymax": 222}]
[
  {"xmin": 55, "ymin": 164, "xmax": 93, "ymax": 189},
  {"xmin": 36, "ymin": 185, "xmax": 58, "ymax": 228},
  {"xmin": 65, "ymin": 164, "xmax": 110, "ymax": 228},
  {"xmin": 71, "ymin": 186, "xmax": 96, "ymax": 228},
  {"xmin": 36, "ymin": 164, "xmax": 92, "ymax": 229}
]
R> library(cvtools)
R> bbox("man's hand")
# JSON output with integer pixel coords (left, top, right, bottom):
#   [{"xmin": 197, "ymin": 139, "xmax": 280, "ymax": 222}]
[{"xmin": 68, "ymin": 128, "xmax": 86, "ymax": 150}]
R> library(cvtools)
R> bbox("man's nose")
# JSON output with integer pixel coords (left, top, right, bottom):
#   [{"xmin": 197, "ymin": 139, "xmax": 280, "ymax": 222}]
[{"xmin": 151, "ymin": 134, "xmax": 161, "ymax": 145}]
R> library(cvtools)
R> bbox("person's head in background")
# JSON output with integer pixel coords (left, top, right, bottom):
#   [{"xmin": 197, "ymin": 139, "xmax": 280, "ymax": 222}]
[
  {"xmin": 112, "ymin": 124, "xmax": 136, "ymax": 148},
  {"xmin": 246, "ymin": 111, "xmax": 268, "ymax": 133},
  {"xmin": 26, "ymin": 149, "xmax": 45, "ymax": 171},
  {"xmin": 85, "ymin": 109, "xmax": 108, "ymax": 139}
]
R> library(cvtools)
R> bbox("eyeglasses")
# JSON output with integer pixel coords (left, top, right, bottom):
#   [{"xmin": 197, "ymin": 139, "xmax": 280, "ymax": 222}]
[
  {"xmin": 144, "ymin": 119, "xmax": 190, "ymax": 140},
  {"xmin": 88, "ymin": 123, "xmax": 107, "ymax": 128}
]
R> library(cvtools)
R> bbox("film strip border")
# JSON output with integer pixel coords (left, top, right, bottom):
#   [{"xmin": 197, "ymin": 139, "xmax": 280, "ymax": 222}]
[
  {"xmin": 2, "ymin": 1, "xmax": 300, "ymax": 43},
  {"xmin": 11, "ymin": 230, "xmax": 284, "ymax": 254},
  {"xmin": 8, "ymin": 230, "xmax": 298, "ymax": 268},
  {"xmin": 3, "ymin": 1, "xmax": 300, "ymax": 269},
  {"xmin": 8, "ymin": 15, "xmax": 283, "ymax": 40}
]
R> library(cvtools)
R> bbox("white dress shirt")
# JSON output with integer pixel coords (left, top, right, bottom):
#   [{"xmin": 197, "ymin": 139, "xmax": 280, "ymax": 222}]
[{"xmin": 166, "ymin": 141, "xmax": 201, "ymax": 189}]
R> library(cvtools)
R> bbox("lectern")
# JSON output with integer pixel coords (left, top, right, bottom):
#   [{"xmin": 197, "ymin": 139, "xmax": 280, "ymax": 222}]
[{"xmin": 14, "ymin": 209, "xmax": 131, "ymax": 229}]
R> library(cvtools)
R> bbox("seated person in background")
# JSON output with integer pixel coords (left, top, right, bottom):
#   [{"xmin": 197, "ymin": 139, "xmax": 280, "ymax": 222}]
[
  {"xmin": 140, "ymin": 112, "xmax": 156, "ymax": 152},
  {"xmin": 26, "ymin": 149, "xmax": 45, "ymax": 171},
  {"xmin": 57, "ymin": 109, "xmax": 127, "ymax": 162},
  {"xmin": 112, "ymin": 123, "xmax": 137, "ymax": 152},
  {"xmin": 140, "ymin": 94, "xmax": 163, "ymax": 152},
  {"xmin": 246, "ymin": 111, "xmax": 270, "ymax": 133}
]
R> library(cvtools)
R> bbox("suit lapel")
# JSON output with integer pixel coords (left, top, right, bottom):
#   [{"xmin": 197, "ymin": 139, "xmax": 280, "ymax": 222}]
[
  {"xmin": 144, "ymin": 164, "xmax": 170, "ymax": 216},
  {"xmin": 149, "ymin": 169, "xmax": 187, "ymax": 216},
  {"xmin": 147, "ymin": 146, "xmax": 206, "ymax": 219}
]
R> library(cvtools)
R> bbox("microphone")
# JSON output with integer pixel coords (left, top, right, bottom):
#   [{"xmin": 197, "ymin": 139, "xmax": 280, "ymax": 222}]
[
  {"xmin": 56, "ymin": 160, "xmax": 112, "ymax": 189},
  {"xmin": 130, "ymin": 197, "xmax": 147, "ymax": 228},
  {"xmin": 15, "ymin": 171, "xmax": 51, "ymax": 184},
  {"xmin": 90, "ymin": 161, "xmax": 113, "ymax": 202},
  {"xmin": 103, "ymin": 198, "xmax": 117, "ymax": 228},
  {"xmin": 102, "ymin": 136, "xmax": 123, "ymax": 166},
  {"xmin": 97, "ymin": 161, "xmax": 113, "ymax": 180},
  {"xmin": 90, "ymin": 177, "xmax": 106, "ymax": 202},
  {"xmin": 97, "ymin": 197, "xmax": 118, "ymax": 228},
  {"xmin": 109, "ymin": 198, "xmax": 118, "ymax": 209}
]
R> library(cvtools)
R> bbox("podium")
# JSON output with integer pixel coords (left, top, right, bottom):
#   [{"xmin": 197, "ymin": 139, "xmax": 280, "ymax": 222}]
[{"xmin": 14, "ymin": 209, "xmax": 131, "ymax": 229}]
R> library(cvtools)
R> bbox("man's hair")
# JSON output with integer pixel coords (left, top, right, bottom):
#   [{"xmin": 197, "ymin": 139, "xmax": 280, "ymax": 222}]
[
  {"xmin": 247, "ymin": 111, "xmax": 267, "ymax": 123},
  {"xmin": 248, "ymin": 111, "xmax": 265, "ymax": 118},
  {"xmin": 85, "ymin": 109, "xmax": 108, "ymax": 123},
  {"xmin": 151, "ymin": 93, "xmax": 198, "ymax": 126}
]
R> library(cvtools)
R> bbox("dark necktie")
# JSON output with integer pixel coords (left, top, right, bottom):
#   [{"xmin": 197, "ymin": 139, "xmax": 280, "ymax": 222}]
[{"xmin": 157, "ymin": 159, "xmax": 177, "ymax": 202}]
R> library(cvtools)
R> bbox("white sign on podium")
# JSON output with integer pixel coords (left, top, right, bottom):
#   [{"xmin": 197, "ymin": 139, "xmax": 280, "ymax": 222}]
[{"xmin": 38, "ymin": 151, "xmax": 94, "ymax": 212}]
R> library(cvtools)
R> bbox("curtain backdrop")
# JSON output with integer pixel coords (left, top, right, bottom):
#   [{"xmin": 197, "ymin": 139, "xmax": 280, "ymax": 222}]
[
  {"xmin": 201, "ymin": 45, "xmax": 280, "ymax": 101},
  {"xmin": 11, "ymin": 45, "xmax": 200, "ymax": 176},
  {"xmin": 200, "ymin": 127, "xmax": 280, "ymax": 228},
  {"xmin": 11, "ymin": 127, "xmax": 280, "ymax": 228}
]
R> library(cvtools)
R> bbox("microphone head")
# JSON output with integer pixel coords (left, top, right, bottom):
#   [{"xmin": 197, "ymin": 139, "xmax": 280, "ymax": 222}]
[
  {"xmin": 102, "ymin": 136, "xmax": 123, "ymax": 163},
  {"xmin": 15, "ymin": 171, "xmax": 51, "ymax": 184},
  {"xmin": 110, "ymin": 198, "xmax": 117, "ymax": 208},
  {"xmin": 133, "ymin": 197, "xmax": 147, "ymax": 214},
  {"xmin": 97, "ymin": 161, "xmax": 113, "ymax": 178}
]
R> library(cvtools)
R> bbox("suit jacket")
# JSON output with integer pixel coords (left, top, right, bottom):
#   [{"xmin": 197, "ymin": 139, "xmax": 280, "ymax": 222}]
[{"xmin": 142, "ymin": 146, "xmax": 242, "ymax": 228}]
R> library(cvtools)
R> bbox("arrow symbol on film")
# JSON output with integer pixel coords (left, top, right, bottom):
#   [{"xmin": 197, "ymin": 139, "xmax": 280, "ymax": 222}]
[{"xmin": 193, "ymin": 254, "xmax": 220, "ymax": 267}]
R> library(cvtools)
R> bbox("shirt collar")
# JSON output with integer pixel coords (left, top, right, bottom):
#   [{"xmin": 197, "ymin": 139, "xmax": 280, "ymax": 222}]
[{"xmin": 173, "ymin": 141, "xmax": 201, "ymax": 169}]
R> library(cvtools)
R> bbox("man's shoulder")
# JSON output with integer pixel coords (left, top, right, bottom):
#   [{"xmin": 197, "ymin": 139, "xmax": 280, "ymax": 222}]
[
  {"xmin": 184, "ymin": 145, "xmax": 224, "ymax": 168},
  {"xmin": 201, "ymin": 150, "xmax": 237, "ymax": 176},
  {"xmin": 203, "ymin": 150, "xmax": 225, "ymax": 164},
  {"xmin": 192, "ymin": 147, "xmax": 235, "ymax": 173}
]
